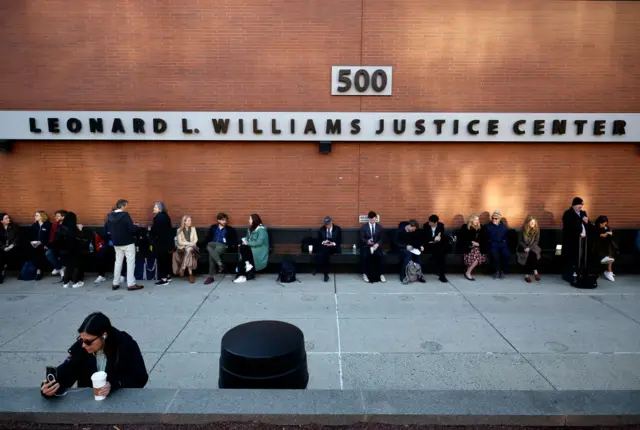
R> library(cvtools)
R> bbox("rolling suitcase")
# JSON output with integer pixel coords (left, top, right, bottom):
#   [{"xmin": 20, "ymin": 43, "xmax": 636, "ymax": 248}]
[{"xmin": 571, "ymin": 236, "xmax": 597, "ymax": 289}]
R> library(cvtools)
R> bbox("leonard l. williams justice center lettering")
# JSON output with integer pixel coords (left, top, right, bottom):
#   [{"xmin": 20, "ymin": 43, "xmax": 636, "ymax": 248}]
[{"xmin": 0, "ymin": 112, "xmax": 638, "ymax": 142}]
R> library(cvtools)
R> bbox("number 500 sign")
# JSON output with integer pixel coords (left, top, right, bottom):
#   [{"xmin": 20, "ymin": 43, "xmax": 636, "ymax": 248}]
[{"xmin": 331, "ymin": 66, "xmax": 393, "ymax": 96}]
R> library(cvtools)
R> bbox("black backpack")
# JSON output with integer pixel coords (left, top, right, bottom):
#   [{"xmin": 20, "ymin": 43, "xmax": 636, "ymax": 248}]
[{"xmin": 277, "ymin": 256, "xmax": 298, "ymax": 285}]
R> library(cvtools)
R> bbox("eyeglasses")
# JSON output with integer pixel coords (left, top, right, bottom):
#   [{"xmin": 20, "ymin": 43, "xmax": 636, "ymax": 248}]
[{"xmin": 77, "ymin": 335, "xmax": 101, "ymax": 346}]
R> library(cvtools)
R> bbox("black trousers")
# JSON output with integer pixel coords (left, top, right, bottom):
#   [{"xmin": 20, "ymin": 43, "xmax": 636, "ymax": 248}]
[
  {"xmin": 425, "ymin": 242, "xmax": 447, "ymax": 276},
  {"xmin": 315, "ymin": 246, "xmax": 339, "ymax": 275},
  {"xmin": 154, "ymin": 249, "xmax": 173, "ymax": 280},
  {"xmin": 0, "ymin": 247, "xmax": 19, "ymax": 271},
  {"xmin": 62, "ymin": 253, "xmax": 84, "ymax": 284},
  {"xmin": 237, "ymin": 245, "xmax": 255, "ymax": 277},
  {"xmin": 525, "ymin": 252, "xmax": 539, "ymax": 273},
  {"xmin": 27, "ymin": 246, "xmax": 50, "ymax": 272}
]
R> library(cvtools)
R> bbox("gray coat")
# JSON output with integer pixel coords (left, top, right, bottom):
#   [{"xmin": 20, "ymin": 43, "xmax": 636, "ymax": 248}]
[{"xmin": 516, "ymin": 230, "xmax": 541, "ymax": 265}]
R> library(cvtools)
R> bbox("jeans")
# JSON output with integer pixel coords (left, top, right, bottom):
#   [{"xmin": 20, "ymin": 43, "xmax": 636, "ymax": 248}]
[
  {"xmin": 113, "ymin": 244, "xmax": 136, "ymax": 287},
  {"xmin": 489, "ymin": 242, "xmax": 511, "ymax": 273},
  {"xmin": 45, "ymin": 249, "xmax": 62, "ymax": 270}
]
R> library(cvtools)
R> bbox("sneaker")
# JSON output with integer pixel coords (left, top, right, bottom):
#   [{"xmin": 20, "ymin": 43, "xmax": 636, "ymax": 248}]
[
  {"xmin": 233, "ymin": 276, "xmax": 247, "ymax": 283},
  {"xmin": 601, "ymin": 257, "xmax": 615, "ymax": 264},
  {"xmin": 534, "ymin": 273, "xmax": 541, "ymax": 281},
  {"xmin": 72, "ymin": 281, "xmax": 84, "ymax": 289},
  {"xmin": 167, "ymin": 276, "xmax": 173, "ymax": 282},
  {"xmin": 94, "ymin": 276, "xmax": 106, "ymax": 284},
  {"xmin": 63, "ymin": 283, "xmax": 71, "ymax": 289},
  {"xmin": 59, "ymin": 268, "xmax": 65, "ymax": 279},
  {"xmin": 119, "ymin": 276, "xmax": 126, "ymax": 284},
  {"xmin": 155, "ymin": 279, "xmax": 170, "ymax": 286},
  {"xmin": 245, "ymin": 262, "xmax": 254, "ymax": 272},
  {"xmin": 363, "ymin": 274, "xmax": 370, "ymax": 283},
  {"xmin": 380, "ymin": 275, "xmax": 386, "ymax": 283},
  {"xmin": 604, "ymin": 271, "xmax": 615, "ymax": 282},
  {"xmin": 52, "ymin": 269, "xmax": 60, "ymax": 276}
]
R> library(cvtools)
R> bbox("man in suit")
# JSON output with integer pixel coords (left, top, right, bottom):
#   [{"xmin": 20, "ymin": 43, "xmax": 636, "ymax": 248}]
[
  {"xmin": 423, "ymin": 214, "xmax": 449, "ymax": 283},
  {"xmin": 395, "ymin": 219, "xmax": 426, "ymax": 283},
  {"xmin": 561, "ymin": 197, "xmax": 591, "ymax": 283},
  {"xmin": 359, "ymin": 211, "xmax": 386, "ymax": 283},
  {"xmin": 314, "ymin": 216, "xmax": 342, "ymax": 282}
]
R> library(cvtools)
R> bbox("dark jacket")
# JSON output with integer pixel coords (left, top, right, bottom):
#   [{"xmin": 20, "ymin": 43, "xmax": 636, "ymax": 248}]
[
  {"xmin": 360, "ymin": 222, "xmax": 383, "ymax": 247},
  {"xmin": 0, "ymin": 223, "xmax": 19, "ymax": 248},
  {"xmin": 150, "ymin": 212, "xmax": 175, "ymax": 253},
  {"xmin": 318, "ymin": 225, "xmax": 342, "ymax": 250},
  {"xmin": 459, "ymin": 223, "xmax": 486, "ymax": 254},
  {"xmin": 485, "ymin": 222, "xmax": 508, "ymax": 249},
  {"xmin": 29, "ymin": 221, "xmax": 52, "ymax": 248},
  {"xmin": 107, "ymin": 211, "xmax": 138, "ymax": 247},
  {"xmin": 50, "ymin": 212, "xmax": 80, "ymax": 256},
  {"xmin": 394, "ymin": 222, "xmax": 422, "ymax": 250},
  {"xmin": 561, "ymin": 207, "xmax": 590, "ymax": 267},
  {"xmin": 423, "ymin": 221, "xmax": 446, "ymax": 245},
  {"xmin": 206, "ymin": 224, "xmax": 238, "ymax": 249},
  {"xmin": 44, "ymin": 328, "xmax": 148, "ymax": 398}
]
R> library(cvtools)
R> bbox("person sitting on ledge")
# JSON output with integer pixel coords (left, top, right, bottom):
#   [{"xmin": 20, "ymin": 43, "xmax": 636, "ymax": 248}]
[
  {"xmin": 594, "ymin": 215, "xmax": 618, "ymax": 283},
  {"xmin": 0, "ymin": 213, "xmax": 19, "ymax": 284},
  {"xmin": 394, "ymin": 219, "xmax": 426, "ymax": 284},
  {"xmin": 172, "ymin": 215, "xmax": 200, "ymax": 284},
  {"xmin": 41, "ymin": 312, "xmax": 148, "ymax": 399},
  {"xmin": 460, "ymin": 214, "xmax": 488, "ymax": 281},
  {"xmin": 359, "ymin": 211, "xmax": 386, "ymax": 283},
  {"xmin": 423, "ymin": 214, "xmax": 449, "ymax": 283},
  {"xmin": 205, "ymin": 212, "xmax": 238, "ymax": 285},
  {"xmin": 233, "ymin": 214, "xmax": 269, "ymax": 284},
  {"xmin": 26, "ymin": 210, "xmax": 52, "ymax": 281},
  {"xmin": 517, "ymin": 215, "xmax": 542, "ymax": 283},
  {"xmin": 314, "ymin": 216, "xmax": 342, "ymax": 283},
  {"xmin": 46, "ymin": 210, "xmax": 66, "ymax": 279},
  {"xmin": 486, "ymin": 210, "xmax": 511, "ymax": 279}
]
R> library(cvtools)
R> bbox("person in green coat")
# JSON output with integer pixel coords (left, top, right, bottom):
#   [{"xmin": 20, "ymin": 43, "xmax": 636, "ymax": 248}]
[{"xmin": 233, "ymin": 214, "xmax": 269, "ymax": 283}]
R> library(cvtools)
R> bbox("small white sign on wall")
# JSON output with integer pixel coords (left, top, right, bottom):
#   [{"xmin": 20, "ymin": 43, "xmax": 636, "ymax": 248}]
[{"xmin": 359, "ymin": 215, "xmax": 380, "ymax": 223}]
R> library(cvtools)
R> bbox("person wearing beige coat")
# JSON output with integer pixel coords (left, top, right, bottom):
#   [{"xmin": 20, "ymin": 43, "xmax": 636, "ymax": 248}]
[
  {"xmin": 172, "ymin": 216, "xmax": 200, "ymax": 283},
  {"xmin": 516, "ymin": 216, "xmax": 542, "ymax": 283}
]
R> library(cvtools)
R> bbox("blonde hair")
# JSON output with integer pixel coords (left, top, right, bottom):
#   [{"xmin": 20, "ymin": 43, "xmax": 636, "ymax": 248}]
[
  {"xmin": 467, "ymin": 214, "xmax": 481, "ymax": 230},
  {"xmin": 178, "ymin": 215, "xmax": 192, "ymax": 233},
  {"xmin": 524, "ymin": 215, "xmax": 539, "ymax": 237},
  {"xmin": 36, "ymin": 210, "xmax": 49, "ymax": 223}
]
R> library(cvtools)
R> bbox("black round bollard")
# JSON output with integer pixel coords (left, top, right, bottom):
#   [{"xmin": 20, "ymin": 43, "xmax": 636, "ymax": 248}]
[{"xmin": 218, "ymin": 320, "xmax": 309, "ymax": 389}]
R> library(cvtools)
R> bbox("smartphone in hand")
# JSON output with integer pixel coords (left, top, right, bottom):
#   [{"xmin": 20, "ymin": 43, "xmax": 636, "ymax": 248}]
[{"xmin": 46, "ymin": 366, "xmax": 57, "ymax": 383}]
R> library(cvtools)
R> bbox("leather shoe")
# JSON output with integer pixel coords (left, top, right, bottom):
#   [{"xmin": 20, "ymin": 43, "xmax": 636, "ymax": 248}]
[
  {"xmin": 127, "ymin": 285, "xmax": 144, "ymax": 291},
  {"xmin": 439, "ymin": 275, "xmax": 448, "ymax": 283},
  {"xmin": 204, "ymin": 277, "xmax": 214, "ymax": 285},
  {"xmin": 324, "ymin": 274, "xmax": 330, "ymax": 282}
]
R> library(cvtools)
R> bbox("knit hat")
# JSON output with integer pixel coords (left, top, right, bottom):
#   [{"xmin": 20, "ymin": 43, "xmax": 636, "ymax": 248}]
[
  {"xmin": 491, "ymin": 210, "xmax": 502, "ymax": 219},
  {"xmin": 572, "ymin": 197, "xmax": 584, "ymax": 206}
]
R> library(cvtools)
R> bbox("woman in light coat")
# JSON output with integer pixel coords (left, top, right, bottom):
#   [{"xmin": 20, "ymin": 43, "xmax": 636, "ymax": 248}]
[{"xmin": 172, "ymin": 215, "xmax": 199, "ymax": 283}]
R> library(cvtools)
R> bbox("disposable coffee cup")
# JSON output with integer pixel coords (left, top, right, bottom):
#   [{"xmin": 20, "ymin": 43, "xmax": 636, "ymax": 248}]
[
  {"xmin": 91, "ymin": 371, "xmax": 107, "ymax": 401},
  {"xmin": 308, "ymin": 245, "xmax": 313, "ymax": 254}
]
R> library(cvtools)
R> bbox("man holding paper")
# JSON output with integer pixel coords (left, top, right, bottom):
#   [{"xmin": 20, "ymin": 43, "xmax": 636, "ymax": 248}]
[{"xmin": 395, "ymin": 219, "xmax": 426, "ymax": 283}]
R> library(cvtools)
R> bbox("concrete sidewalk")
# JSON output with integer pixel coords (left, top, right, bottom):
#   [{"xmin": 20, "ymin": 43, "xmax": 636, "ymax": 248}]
[{"xmin": 0, "ymin": 272, "xmax": 639, "ymax": 391}]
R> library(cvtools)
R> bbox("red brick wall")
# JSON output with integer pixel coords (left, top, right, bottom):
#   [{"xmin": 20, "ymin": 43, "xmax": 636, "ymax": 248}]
[{"xmin": 1, "ymin": 0, "xmax": 639, "ymax": 228}]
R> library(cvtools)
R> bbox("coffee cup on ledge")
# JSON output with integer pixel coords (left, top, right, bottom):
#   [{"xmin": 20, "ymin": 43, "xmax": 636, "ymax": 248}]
[{"xmin": 91, "ymin": 371, "xmax": 107, "ymax": 401}]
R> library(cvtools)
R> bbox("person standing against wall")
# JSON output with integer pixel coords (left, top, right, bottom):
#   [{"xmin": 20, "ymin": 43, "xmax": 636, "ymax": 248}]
[{"xmin": 107, "ymin": 200, "xmax": 143, "ymax": 291}]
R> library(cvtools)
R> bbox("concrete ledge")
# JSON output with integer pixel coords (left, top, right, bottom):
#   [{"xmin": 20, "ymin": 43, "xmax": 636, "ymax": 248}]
[{"xmin": 1, "ymin": 388, "xmax": 640, "ymax": 427}]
